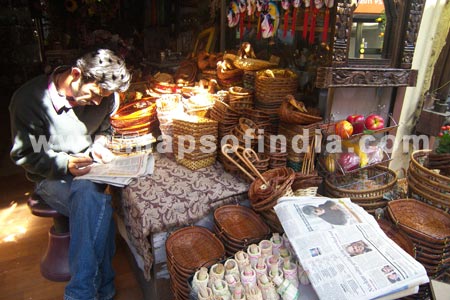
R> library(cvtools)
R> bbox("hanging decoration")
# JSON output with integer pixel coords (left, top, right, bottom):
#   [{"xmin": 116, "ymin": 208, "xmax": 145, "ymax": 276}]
[
  {"xmin": 260, "ymin": 2, "xmax": 279, "ymax": 39},
  {"xmin": 256, "ymin": 0, "xmax": 269, "ymax": 39},
  {"xmin": 322, "ymin": 0, "xmax": 334, "ymax": 43},
  {"xmin": 281, "ymin": 0, "xmax": 291, "ymax": 38},
  {"xmin": 227, "ymin": 1, "xmax": 240, "ymax": 28},
  {"xmin": 309, "ymin": 0, "xmax": 323, "ymax": 44},
  {"xmin": 302, "ymin": 0, "xmax": 310, "ymax": 41},
  {"xmin": 247, "ymin": 0, "xmax": 256, "ymax": 30},
  {"xmin": 291, "ymin": 0, "xmax": 300, "ymax": 37},
  {"xmin": 238, "ymin": 0, "xmax": 247, "ymax": 40}
]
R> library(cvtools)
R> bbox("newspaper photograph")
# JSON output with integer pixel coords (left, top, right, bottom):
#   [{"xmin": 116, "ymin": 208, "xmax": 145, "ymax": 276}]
[{"xmin": 274, "ymin": 197, "xmax": 429, "ymax": 300}]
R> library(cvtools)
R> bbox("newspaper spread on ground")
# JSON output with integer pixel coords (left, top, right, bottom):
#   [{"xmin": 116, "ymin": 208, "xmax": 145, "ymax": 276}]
[
  {"xmin": 274, "ymin": 196, "xmax": 429, "ymax": 300},
  {"xmin": 74, "ymin": 152, "xmax": 154, "ymax": 187}
]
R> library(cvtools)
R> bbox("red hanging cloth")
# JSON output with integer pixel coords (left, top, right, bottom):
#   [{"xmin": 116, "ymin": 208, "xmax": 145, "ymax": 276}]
[
  {"xmin": 302, "ymin": 0, "xmax": 310, "ymax": 41},
  {"xmin": 309, "ymin": 0, "xmax": 323, "ymax": 44},
  {"xmin": 322, "ymin": 0, "xmax": 334, "ymax": 43},
  {"xmin": 291, "ymin": 0, "xmax": 300, "ymax": 36},
  {"xmin": 282, "ymin": 0, "xmax": 291, "ymax": 38}
]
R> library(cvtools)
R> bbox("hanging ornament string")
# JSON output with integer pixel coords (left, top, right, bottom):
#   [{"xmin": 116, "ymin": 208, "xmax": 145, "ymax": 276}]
[
  {"xmin": 291, "ymin": 0, "xmax": 300, "ymax": 37},
  {"xmin": 256, "ymin": 0, "xmax": 268, "ymax": 39},
  {"xmin": 309, "ymin": 0, "xmax": 323, "ymax": 44},
  {"xmin": 227, "ymin": 1, "xmax": 240, "ymax": 28},
  {"xmin": 260, "ymin": 2, "xmax": 279, "ymax": 39},
  {"xmin": 302, "ymin": 0, "xmax": 311, "ymax": 41},
  {"xmin": 322, "ymin": 0, "xmax": 333, "ymax": 43},
  {"xmin": 238, "ymin": 0, "xmax": 247, "ymax": 40},
  {"xmin": 247, "ymin": 0, "xmax": 256, "ymax": 29},
  {"xmin": 281, "ymin": 0, "xmax": 291, "ymax": 38}
]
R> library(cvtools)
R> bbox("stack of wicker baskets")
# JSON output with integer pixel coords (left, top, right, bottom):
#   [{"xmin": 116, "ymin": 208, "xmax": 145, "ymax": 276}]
[
  {"xmin": 242, "ymin": 108, "xmax": 271, "ymax": 131},
  {"xmin": 110, "ymin": 98, "xmax": 159, "ymax": 136},
  {"xmin": 172, "ymin": 116, "xmax": 218, "ymax": 170},
  {"xmin": 324, "ymin": 166, "xmax": 397, "ymax": 215},
  {"xmin": 263, "ymin": 132, "xmax": 288, "ymax": 169},
  {"xmin": 182, "ymin": 93, "xmax": 215, "ymax": 117},
  {"xmin": 254, "ymin": 69, "xmax": 298, "ymax": 133},
  {"xmin": 217, "ymin": 68, "xmax": 244, "ymax": 90},
  {"xmin": 407, "ymin": 150, "xmax": 450, "ymax": 213},
  {"xmin": 387, "ymin": 199, "xmax": 450, "ymax": 277},
  {"xmin": 248, "ymin": 167, "xmax": 296, "ymax": 233},
  {"xmin": 156, "ymin": 94, "xmax": 183, "ymax": 138},
  {"xmin": 213, "ymin": 205, "xmax": 271, "ymax": 256},
  {"xmin": 279, "ymin": 122, "xmax": 321, "ymax": 172},
  {"xmin": 228, "ymin": 86, "xmax": 254, "ymax": 109},
  {"xmin": 165, "ymin": 226, "xmax": 226, "ymax": 300}
]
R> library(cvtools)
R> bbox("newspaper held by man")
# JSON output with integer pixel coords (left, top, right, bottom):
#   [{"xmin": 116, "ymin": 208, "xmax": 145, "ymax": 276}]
[
  {"xmin": 74, "ymin": 152, "xmax": 154, "ymax": 187},
  {"xmin": 274, "ymin": 196, "xmax": 429, "ymax": 300}
]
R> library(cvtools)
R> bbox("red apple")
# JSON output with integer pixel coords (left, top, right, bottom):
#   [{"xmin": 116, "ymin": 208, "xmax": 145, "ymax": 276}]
[
  {"xmin": 346, "ymin": 114, "xmax": 365, "ymax": 134},
  {"xmin": 364, "ymin": 114, "xmax": 385, "ymax": 130}
]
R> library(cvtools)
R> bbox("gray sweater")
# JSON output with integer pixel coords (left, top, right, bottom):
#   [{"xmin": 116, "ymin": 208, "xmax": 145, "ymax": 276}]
[{"xmin": 9, "ymin": 74, "xmax": 118, "ymax": 182}]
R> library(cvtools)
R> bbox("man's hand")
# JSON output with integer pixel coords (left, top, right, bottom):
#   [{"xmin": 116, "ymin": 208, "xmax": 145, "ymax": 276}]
[
  {"xmin": 92, "ymin": 143, "xmax": 115, "ymax": 163},
  {"xmin": 68, "ymin": 155, "xmax": 93, "ymax": 176}
]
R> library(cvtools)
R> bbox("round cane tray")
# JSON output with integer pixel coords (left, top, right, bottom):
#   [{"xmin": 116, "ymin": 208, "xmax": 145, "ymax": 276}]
[
  {"xmin": 214, "ymin": 205, "xmax": 270, "ymax": 242},
  {"xmin": 377, "ymin": 219, "xmax": 415, "ymax": 256},
  {"xmin": 165, "ymin": 226, "xmax": 225, "ymax": 272},
  {"xmin": 387, "ymin": 199, "xmax": 450, "ymax": 243}
]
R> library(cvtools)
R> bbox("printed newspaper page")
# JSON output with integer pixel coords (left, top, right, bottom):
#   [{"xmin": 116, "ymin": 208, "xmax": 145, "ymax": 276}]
[
  {"xmin": 274, "ymin": 196, "xmax": 429, "ymax": 300},
  {"xmin": 74, "ymin": 152, "xmax": 154, "ymax": 187}
]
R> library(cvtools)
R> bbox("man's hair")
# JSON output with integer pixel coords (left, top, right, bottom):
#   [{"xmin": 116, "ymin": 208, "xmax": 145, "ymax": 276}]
[
  {"xmin": 76, "ymin": 49, "xmax": 131, "ymax": 92},
  {"xmin": 302, "ymin": 205, "xmax": 316, "ymax": 215}
]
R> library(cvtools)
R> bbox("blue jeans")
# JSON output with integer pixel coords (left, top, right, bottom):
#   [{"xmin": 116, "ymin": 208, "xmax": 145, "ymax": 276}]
[{"xmin": 36, "ymin": 176, "xmax": 116, "ymax": 300}]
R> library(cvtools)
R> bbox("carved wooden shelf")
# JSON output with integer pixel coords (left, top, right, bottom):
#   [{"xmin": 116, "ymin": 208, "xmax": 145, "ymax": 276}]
[{"xmin": 316, "ymin": 67, "xmax": 418, "ymax": 88}]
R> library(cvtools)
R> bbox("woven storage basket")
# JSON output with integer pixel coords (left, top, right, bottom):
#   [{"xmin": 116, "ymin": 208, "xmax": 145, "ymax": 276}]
[
  {"xmin": 407, "ymin": 150, "xmax": 450, "ymax": 212},
  {"xmin": 378, "ymin": 219, "xmax": 415, "ymax": 257},
  {"xmin": 254, "ymin": 69, "xmax": 298, "ymax": 104},
  {"xmin": 228, "ymin": 86, "xmax": 254, "ymax": 109},
  {"xmin": 217, "ymin": 67, "xmax": 244, "ymax": 81},
  {"xmin": 243, "ymin": 70, "xmax": 257, "ymax": 90},
  {"xmin": 279, "ymin": 100, "xmax": 323, "ymax": 125},
  {"xmin": 325, "ymin": 166, "xmax": 397, "ymax": 203},
  {"xmin": 111, "ymin": 99, "xmax": 156, "ymax": 128},
  {"xmin": 176, "ymin": 155, "xmax": 216, "ymax": 171},
  {"xmin": 387, "ymin": 199, "xmax": 450, "ymax": 244},
  {"xmin": 214, "ymin": 205, "xmax": 270, "ymax": 243},
  {"xmin": 248, "ymin": 167, "xmax": 296, "ymax": 212},
  {"xmin": 165, "ymin": 226, "xmax": 225, "ymax": 272}
]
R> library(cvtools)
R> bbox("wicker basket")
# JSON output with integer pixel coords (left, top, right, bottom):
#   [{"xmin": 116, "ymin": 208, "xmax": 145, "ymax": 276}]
[
  {"xmin": 279, "ymin": 100, "xmax": 323, "ymax": 125},
  {"xmin": 254, "ymin": 69, "xmax": 298, "ymax": 104},
  {"xmin": 165, "ymin": 226, "xmax": 225, "ymax": 300},
  {"xmin": 243, "ymin": 70, "xmax": 257, "ymax": 90},
  {"xmin": 325, "ymin": 166, "xmax": 397, "ymax": 203},
  {"xmin": 172, "ymin": 116, "xmax": 218, "ymax": 139},
  {"xmin": 217, "ymin": 67, "xmax": 244, "ymax": 81},
  {"xmin": 387, "ymin": 199, "xmax": 450, "ymax": 244},
  {"xmin": 175, "ymin": 155, "xmax": 216, "ymax": 171},
  {"xmin": 407, "ymin": 150, "xmax": 450, "ymax": 212},
  {"xmin": 248, "ymin": 167, "xmax": 296, "ymax": 212},
  {"xmin": 228, "ymin": 86, "xmax": 254, "ymax": 109},
  {"xmin": 214, "ymin": 204, "xmax": 270, "ymax": 243},
  {"xmin": 377, "ymin": 219, "xmax": 415, "ymax": 257},
  {"xmin": 166, "ymin": 226, "xmax": 225, "ymax": 272}
]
